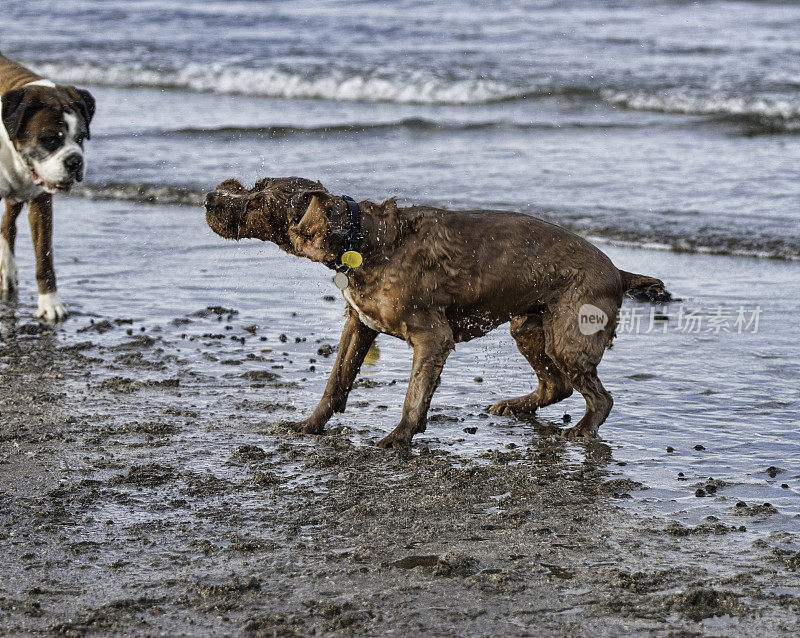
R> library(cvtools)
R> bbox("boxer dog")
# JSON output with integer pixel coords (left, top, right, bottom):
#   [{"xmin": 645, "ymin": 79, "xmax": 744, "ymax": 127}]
[
  {"xmin": 205, "ymin": 177, "xmax": 667, "ymax": 449},
  {"xmin": 0, "ymin": 52, "xmax": 95, "ymax": 322}
]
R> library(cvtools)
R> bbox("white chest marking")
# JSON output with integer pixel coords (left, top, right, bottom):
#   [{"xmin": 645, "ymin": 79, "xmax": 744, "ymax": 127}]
[{"xmin": 342, "ymin": 288, "xmax": 387, "ymax": 333}]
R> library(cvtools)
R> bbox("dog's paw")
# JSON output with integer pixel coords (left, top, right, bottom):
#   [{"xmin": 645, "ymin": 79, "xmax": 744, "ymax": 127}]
[
  {"xmin": 561, "ymin": 424, "xmax": 599, "ymax": 439},
  {"xmin": 487, "ymin": 398, "xmax": 535, "ymax": 417},
  {"xmin": 290, "ymin": 418, "xmax": 325, "ymax": 435},
  {"xmin": 0, "ymin": 239, "xmax": 18, "ymax": 298},
  {"xmin": 37, "ymin": 292, "xmax": 68, "ymax": 323},
  {"xmin": 377, "ymin": 432, "xmax": 412, "ymax": 450},
  {"xmin": 488, "ymin": 399, "xmax": 516, "ymax": 416}
]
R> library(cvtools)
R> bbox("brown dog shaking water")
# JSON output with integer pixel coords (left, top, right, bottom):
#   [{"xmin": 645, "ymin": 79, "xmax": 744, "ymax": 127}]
[{"xmin": 205, "ymin": 177, "xmax": 666, "ymax": 449}]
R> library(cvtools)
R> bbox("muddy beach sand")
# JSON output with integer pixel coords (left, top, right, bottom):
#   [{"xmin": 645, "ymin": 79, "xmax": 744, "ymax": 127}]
[
  {"xmin": 1, "ymin": 198, "xmax": 799, "ymax": 637},
  {"xmin": 1, "ymin": 313, "xmax": 799, "ymax": 636}
]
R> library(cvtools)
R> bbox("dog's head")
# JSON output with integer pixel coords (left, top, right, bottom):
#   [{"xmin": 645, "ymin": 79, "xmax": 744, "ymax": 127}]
[
  {"xmin": 205, "ymin": 177, "xmax": 351, "ymax": 262},
  {"xmin": 1, "ymin": 83, "xmax": 95, "ymax": 194},
  {"xmin": 286, "ymin": 190, "xmax": 354, "ymax": 263}
]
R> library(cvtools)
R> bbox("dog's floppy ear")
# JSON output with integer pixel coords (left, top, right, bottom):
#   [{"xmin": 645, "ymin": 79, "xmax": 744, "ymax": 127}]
[
  {"xmin": 1, "ymin": 88, "xmax": 40, "ymax": 140},
  {"xmin": 72, "ymin": 88, "xmax": 95, "ymax": 139},
  {"xmin": 290, "ymin": 188, "xmax": 330, "ymax": 217},
  {"xmin": 289, "ymin": 192, "xmax": 333, "ymax": 244}
]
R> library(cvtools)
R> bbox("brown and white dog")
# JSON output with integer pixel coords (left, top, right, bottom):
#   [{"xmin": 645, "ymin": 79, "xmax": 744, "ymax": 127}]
[
  {"xmin": 206, "ymin": 177, "xmax": 667, "ymax": 449},
  {"xmin": 0, "ymin": 53, "xmax": 95, "ymax": 322}
]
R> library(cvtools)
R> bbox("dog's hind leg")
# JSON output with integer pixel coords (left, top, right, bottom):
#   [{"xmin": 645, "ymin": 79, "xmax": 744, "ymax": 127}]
[
  {"xmin": 561, "ymin": 369, "xmax": 613, "ymax": 438},
  {"xmin": 378, "ymin": 323, "xmax": 454, "ymax": 450},
  {"xmin": 488, "ymin": 314, "xmax": 572, "ymax": 416},
  {"xmin": 292, "ymin": 308, "xmax": 378, "ymax": 435},
  {"xmin": 544, "ymin": 300, "xmax": 618, "ymax": 438},
  {"xmin": 0, "ymin": 200, "xmax": 23, "ymax": 299}
]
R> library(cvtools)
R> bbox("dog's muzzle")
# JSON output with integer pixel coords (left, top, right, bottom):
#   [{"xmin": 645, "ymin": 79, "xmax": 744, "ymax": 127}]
[
  {"xmin": 205, "ymin": 190, "xmax": 251, "ymax": 240},
  {"xmin": 64, "ymin": 153, "xmax": 84, "ymax": 182}
]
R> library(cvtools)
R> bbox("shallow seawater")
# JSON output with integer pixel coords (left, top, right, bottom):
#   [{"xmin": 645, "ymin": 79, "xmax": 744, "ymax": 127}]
[
  {"xmin": 3, "ymin": 197, "xmax": 798, "ymax": 545},
  {"xmin": 3, "ymin": 0, "xmax": 800, "ymax": 258}
]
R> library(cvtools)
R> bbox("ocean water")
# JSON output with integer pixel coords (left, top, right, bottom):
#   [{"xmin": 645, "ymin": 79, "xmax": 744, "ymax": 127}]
[
  {"xmin": 3, "ymin": 0, "xmax": 800, "ymax": 258},
  {"xmin": 1, "ymin": 1, "xmax": 798, "ymax": 535}
]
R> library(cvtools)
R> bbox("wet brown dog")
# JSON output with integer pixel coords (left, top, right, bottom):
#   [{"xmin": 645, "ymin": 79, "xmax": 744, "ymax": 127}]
[{"xmin": 205, "ymin": 177, "xmax": 666, "ymax": 449}]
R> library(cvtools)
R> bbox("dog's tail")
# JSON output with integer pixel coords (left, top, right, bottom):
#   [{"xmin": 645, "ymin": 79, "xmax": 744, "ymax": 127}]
[
  {"xmin": 619, "ymin": 270, "xmax": 664, "ymax": 294},
  {"xmin": 618, "ymin": 269, "xmax": 671, "ymax": 303}
]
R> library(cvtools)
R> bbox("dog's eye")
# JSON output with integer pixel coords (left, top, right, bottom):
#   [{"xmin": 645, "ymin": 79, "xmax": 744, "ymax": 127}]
[
  {"xmin": 74, "ymin": 135, "xmax": 85, "ymax": 146},
  {"xmin": 38, "ymin": 131, "xmax": 64, "ymax": 151}
]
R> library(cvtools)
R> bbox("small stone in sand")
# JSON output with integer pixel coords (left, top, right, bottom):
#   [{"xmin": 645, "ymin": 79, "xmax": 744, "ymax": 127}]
[{"xmin": 232, "ymin": 445, "xmax": 267, "ymax": 462}]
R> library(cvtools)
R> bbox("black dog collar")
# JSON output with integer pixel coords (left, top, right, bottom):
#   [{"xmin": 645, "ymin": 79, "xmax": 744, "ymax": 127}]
[
  {"xmin": 329, "ymin": 195, "xmax": 365, "ymax": 289},
  {"xmin": 326, "ymin": 195, "xmax": 363, "ymax": 271},
  {"xmin": 341, "ymin": 195, "xmax": 362, "ymax": 254}
]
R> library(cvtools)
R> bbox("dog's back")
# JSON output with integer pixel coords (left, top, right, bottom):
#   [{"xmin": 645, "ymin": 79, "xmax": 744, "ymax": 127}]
[
  {"xmin": 388, "ymin": 205, "xmax": 627, "ymax": 318},
  {"xmin": 0, "ymin": 53, "xmax": 40, "ymax": 93}
]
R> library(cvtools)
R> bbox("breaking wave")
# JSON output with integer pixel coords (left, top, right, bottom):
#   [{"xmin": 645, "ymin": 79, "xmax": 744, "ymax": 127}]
[
  {"xmin": 601, "ymin": 89, "xmax": 800, "ymax": 134},
  {"xmin": 25, "ymin": 61, "xmax": 800, "ymax": 133},
  {"xmin": 29, "ymin": 62, "xmax": 532, "ymax": 105}
]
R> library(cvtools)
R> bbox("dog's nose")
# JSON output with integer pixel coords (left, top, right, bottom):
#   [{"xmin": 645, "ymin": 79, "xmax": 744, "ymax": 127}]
[{"xmin": 64, "ymin": 153, "xmax": 83, "ymax": 176}]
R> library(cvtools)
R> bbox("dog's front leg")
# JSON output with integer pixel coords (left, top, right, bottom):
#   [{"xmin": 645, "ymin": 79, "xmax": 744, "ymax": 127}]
[
  {"xmin": 378, "ymin": 325, "xmax": 454, "ymax": 450},
  {"xmin": 292, "ymin": 308, "xmax": 378, "ymax": 435},
  {"xmin": 0, "ymin": 201, "xmax": 23, "ymax": 299},
  {"xmin": 28, "ymin": 194, "xmax": 67, "ymax": 322}
]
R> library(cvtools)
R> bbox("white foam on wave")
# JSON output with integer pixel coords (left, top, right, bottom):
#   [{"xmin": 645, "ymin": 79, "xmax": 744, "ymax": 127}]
[
  {"xmin": 30, "ymin": 62, "xmax": 529, "ymax": 105},
  {"xmin": 601, "ymin": 88, "xmax": 800, "ymax": 123}
]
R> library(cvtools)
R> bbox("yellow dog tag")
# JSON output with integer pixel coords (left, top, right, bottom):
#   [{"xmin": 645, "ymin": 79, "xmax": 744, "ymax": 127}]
[{"xmin": 340, "ymin": 251, "xmax": 363, "ymax": 268}]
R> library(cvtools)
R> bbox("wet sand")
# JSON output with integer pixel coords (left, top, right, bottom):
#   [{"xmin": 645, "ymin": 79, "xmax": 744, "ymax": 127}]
[
  {"xmin": 1, "ymin": 317, "xmax": 799, "ymax": 636},
  {"xmin": 1, "ymin": 197, "xmax": 799, "ymax": 636}
]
